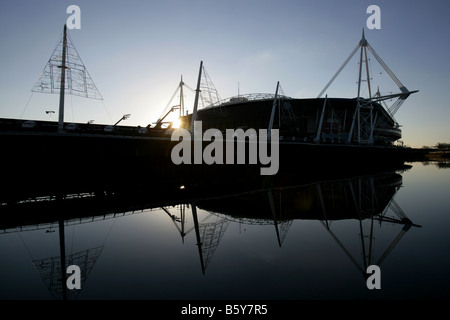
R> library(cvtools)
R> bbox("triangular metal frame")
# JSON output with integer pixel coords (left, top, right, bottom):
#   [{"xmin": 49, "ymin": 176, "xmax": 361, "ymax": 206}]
[
  {"xmin": 32, "ymin": 26, "xmax": 103, "ymax": 100},
  {"xmin": 318, "ymin": 29, "xmax": 418, "ymax": 145},
  {"xmin": 31, "ymin": 25, "xmax": 103, "ymax": 133}
]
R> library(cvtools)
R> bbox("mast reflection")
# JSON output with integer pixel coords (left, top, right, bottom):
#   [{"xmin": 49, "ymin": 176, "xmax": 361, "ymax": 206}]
[
  {"xmin": 0, "ymin": 167, "xmax": 420, "ymax": 297},
  {"xmin": 161, "ymin": 169, "xmax": 420, "ymax": 275}
]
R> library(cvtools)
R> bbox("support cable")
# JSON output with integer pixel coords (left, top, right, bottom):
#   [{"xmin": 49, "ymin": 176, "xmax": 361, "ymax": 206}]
[
  {"xmin": 19, "ymin": 92, "xmax": 35, "ymax": 119},
  {"xmin": 318, "ymin": 43, "xmax": 361, "ymax": 98},
  {"xmin": 366, "ymin": 44, "xmax": 406, "ymax": 91}
]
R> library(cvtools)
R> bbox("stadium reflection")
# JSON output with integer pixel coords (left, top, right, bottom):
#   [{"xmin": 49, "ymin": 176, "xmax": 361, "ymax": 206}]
[{"xmin": 0, "ymin": 165, "xmax": 420, "ymax": 299}]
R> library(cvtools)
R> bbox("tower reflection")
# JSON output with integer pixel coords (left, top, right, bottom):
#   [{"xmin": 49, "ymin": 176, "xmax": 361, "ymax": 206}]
[
  {"xmin": 171, "ymin": 169, "xmax": 420, "ymax": 275},
  {"xmin": 0, "ymin": 167, "xmax": 420, "ymax": 298}
]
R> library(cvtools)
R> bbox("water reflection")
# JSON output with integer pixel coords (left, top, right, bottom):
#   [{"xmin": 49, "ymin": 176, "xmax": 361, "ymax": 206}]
[
  {"xmin": 0, "ymin": 164, "xmax": 421, "ymax": 300},
  {"xmin": 31, "ymin": 238, "xmax": 103, "ymax": 300},
  {"xmin": 189, "ymin": 170, "xmax": 420, "ymax": 276},
  {"xmin": 422, "ymin": 158, "xmax": 450, "ymax": 169}
]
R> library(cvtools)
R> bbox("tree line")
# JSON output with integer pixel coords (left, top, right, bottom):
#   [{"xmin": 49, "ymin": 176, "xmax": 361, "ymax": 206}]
[{"xmin": 423, "ymin": 143, "xmax": 450, "ymax": 156}]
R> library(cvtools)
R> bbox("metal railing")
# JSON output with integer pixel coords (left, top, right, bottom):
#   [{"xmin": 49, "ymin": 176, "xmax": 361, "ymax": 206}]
[{"xmin": 202, "ymin": 93, "xmax": 293, "ymax": 109}]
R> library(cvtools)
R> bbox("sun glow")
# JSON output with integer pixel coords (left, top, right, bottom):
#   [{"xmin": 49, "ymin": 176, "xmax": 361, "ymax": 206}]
[{"xmin": 171, "ymin": 117, "xmax": 181, "ymax": 128}]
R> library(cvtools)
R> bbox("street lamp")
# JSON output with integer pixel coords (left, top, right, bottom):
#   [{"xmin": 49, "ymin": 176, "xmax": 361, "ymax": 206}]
[
  {"xmin": 114, "ymin": 114, "xmax": 131, "ymax": 126},
  {"xmin": 46, "ymin": 110, "xmax": 55, "ymax": 120}
]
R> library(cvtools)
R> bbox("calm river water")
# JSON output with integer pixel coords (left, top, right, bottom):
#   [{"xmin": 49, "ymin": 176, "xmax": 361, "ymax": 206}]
[{"xmin": 1, "ymin": 161, "xmax": 449, "ymax": 301}]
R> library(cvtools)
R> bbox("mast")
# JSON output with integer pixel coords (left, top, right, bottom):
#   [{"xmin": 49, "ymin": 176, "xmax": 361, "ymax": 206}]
[
  {"xmin": 58, "ymin": 219, "xmax": 67, "ymax": 300},
  {"xmin": 191, "ymin": 61, "xmax": 203, "ymax": 133},
  {"xmin": 191, "ymin": 204, "xmax": 206, "ymax": 275},
  {"xmin": 356, "ymin": 32, "xmax": 365, "ymax": 144},
  {"xmin": 268, "ymin": 81, "xmax": 280, "ymax": 140},
  {"xmin": 58, "ymin": 24, "xmax": 68, "ymax": 133},
  {"xmin": 349, "ymin": 29, "xmax": 375, "ymax": 144},
  {"xmin": 268, "ymin": 190, "xmax": 282, "ymax": 247},
  {"xmin": 315, "ymin": 95, "xmax": 328, "ymax": 143},
  {"xmin": 179, "ymin": 75, "xmax": 184, "ymax": 117}
]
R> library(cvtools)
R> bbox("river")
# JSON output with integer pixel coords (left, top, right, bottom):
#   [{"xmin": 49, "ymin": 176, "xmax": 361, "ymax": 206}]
[{"xmin": 1, "ymin": 160, "xmax": 449, "ymax": 301}]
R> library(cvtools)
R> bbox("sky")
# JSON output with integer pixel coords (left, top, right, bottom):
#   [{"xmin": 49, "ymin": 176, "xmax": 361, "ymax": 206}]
[{"xmin": 1, "ymin": 0, "xmax": 449, "ymax": 148}]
